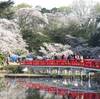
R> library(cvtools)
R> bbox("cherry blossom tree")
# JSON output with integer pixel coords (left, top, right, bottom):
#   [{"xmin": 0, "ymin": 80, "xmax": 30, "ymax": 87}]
[{"xmin": 0, "ymin": 18, "xmax": 27, "ymax": 54}]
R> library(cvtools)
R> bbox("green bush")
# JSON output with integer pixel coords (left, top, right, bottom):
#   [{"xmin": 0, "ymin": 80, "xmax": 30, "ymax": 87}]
[
  {"xmin": 0, "ymin": 53, "xmax": 4, "ymax": 65},
  {"xmin": 4, "ymin": 65, "xmax": 23, "ymax": 73}
]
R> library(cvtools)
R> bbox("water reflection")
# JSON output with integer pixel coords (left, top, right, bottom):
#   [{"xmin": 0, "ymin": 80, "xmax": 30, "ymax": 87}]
[{"xmin": 6, "ymin": 77, "xmax": 100, "ymax": 93}]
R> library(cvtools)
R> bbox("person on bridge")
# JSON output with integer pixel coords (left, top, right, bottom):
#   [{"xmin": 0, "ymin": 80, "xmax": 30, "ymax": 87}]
[
  {"xmin": 61, "ymin": 54, "xmax": 66, "ymax": 59},
  {"xmin": 54, "ymin": 54, "xmax": 58, "ymax": 60}
]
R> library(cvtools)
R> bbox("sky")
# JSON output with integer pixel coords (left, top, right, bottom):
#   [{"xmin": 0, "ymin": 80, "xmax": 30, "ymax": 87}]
[
  {"xmin": 14, "ymin": 0, "xmax": 73, "ymax": 8},
  {"xmin": 1, "ymin": 0, "xmax": 100, "ymax": 9},
  {"xmin": 14, "ymin": 0, "xmax": 73, "ymax": 9}
]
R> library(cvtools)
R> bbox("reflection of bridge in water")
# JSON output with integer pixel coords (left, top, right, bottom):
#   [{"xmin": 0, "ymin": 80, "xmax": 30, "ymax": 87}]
[
  {"xmin": 6, "ymin": 76, "xmax": 100, "ymax": 99},
  {"xmin": 17, "ymin": 59, "xmax": 100, "ymax": 99}
]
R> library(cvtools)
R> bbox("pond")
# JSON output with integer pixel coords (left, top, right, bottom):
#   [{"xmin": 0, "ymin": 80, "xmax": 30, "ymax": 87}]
[{"xmin": 0, "ymin": 76, "xmax": 100, "ymax": 99}]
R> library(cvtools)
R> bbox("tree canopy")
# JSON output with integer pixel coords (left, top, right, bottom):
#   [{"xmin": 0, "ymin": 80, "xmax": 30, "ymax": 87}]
[
  {"xmin": 0, "ymin": 0, "xmax": 14, "ymax": 19},
  {"xmin": 14, "ymin": 3, "xmax": 32, "ymax": 10},
  {"xmin": 0, "ymin": 0, "xmax": 100, "ymax": 54}
]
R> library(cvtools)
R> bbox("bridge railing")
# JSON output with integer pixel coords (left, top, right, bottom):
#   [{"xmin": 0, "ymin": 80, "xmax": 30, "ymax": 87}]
[{"xmin": 20, "ymin": 59, "xmax": 100, "ymax": 69}]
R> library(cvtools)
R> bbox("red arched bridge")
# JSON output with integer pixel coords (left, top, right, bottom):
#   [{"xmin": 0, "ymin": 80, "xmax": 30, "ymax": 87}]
[
  {"xmin": 21, "ymin": 59, "xmax": 100, "ymax": 70},
  {"xmin": 19, "ymin": 59, "xmax": 100, "ymax": 99}
]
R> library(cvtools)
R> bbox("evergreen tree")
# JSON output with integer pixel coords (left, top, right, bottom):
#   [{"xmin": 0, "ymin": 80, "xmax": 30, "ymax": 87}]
[
  {"xmin": 88, "ymin": 16, "xmax": 100, "ymax": 47},
  {"xmin": 0, "ymin": 0, "xmax": 14, "ymax": 19}
]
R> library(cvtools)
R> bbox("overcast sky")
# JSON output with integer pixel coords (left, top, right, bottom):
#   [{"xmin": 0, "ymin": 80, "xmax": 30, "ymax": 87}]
[
  {"xmin": 1, "ymin": 0, "xmax": 100, "ymax": 9},
  {"xmin": 14, "ymin": 0, "xmax": 73, "ymax": 9}
]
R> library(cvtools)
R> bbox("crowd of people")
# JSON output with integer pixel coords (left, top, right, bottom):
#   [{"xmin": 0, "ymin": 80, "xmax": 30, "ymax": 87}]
[
  {"xmin": 53, "ymin": 53, "xmax": 84, "ymax": 61},
  {"xmin": 4, "ymin": 54, "xmax": 21, "ymax": 65},
  {"xmin": 3, "ymin": 51, "xmax": 91, "ymax": 65}
]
